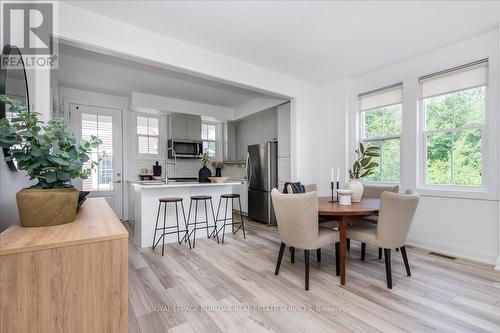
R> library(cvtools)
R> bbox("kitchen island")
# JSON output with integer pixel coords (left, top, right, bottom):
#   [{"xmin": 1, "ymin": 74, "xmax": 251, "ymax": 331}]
[{"xmin": 132, "ymin": 181, "xmax": 244, "ymax": 247}]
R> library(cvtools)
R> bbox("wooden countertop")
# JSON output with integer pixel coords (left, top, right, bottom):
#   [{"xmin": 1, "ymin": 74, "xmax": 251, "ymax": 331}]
[{"xmin": 0, "ymin": 198, "xmax": 128, "ymax": 256}]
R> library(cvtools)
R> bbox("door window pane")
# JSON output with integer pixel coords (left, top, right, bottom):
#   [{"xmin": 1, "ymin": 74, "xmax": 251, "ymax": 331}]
[{"xmin": 81, "ymin": 113, "xmax": 113, "ymax": 191}]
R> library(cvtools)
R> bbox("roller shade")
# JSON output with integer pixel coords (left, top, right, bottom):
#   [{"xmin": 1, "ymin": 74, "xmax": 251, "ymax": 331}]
[
  {"xmin": 420, "ymin": 60, "xmax": 488, "ymax": 99},
  {"xmin": 359, "ymin": 84, "xmax": 403, "ymax": 111}
]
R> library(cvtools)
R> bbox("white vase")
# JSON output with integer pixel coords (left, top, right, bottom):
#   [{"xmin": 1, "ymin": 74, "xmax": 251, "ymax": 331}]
[{"xmin": 348, "ymin": 179, "xmax": 364, "ymax": 202}]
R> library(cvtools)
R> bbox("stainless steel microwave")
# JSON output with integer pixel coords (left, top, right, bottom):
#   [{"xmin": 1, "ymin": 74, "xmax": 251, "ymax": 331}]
[{"xmin": 168, "ymin": 139, "xmax": 203, "ymax": 158}]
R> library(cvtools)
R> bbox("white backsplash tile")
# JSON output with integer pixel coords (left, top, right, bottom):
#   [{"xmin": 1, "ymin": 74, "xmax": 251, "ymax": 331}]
[
  {"xmin": 126, "ymin": 159, "xmax": 247, "ymax": 180},
  {"xmin": 126, "ymin": 158, "xmax": 203, "ymax": 180}
]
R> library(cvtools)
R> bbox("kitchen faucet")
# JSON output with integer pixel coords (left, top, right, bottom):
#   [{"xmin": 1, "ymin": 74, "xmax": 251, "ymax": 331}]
[{"xmin": 165, "ymin": 148, "xmax": 178, "ymax": 183}]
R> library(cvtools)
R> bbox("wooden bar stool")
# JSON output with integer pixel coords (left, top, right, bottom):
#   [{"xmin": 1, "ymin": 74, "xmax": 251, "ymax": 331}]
[
  {"xmin": 186, "ymin": 195, "xmax": 219, "ymax": 249},
  {"xmin": 152, "ymin": 197, "xmax": 191, "ymax": 256},
  {"xmin": 215, "ymin": 194, "xmax": 246, "ymax": 243}
]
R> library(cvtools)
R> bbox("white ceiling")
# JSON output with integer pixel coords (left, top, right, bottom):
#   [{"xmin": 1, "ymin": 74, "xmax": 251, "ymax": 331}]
[
  {"xmin": 67, "ymin": 1, "xmax": 499, "ymax": 84},
  {"xmin": 57, "ymin": 44, "xmax": 278, "ymax": 108}
]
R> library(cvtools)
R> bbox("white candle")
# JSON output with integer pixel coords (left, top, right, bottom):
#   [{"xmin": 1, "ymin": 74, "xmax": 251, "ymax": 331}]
[
  {"xmin": 331, "ymin": 168, "xmax": 334, "ymax": 182},
  {"xmin": 336, "ymin": 168, "xmax": 340, "ymax": 182}
]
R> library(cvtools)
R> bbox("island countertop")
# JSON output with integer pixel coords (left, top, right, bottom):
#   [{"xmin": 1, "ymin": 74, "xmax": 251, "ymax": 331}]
[
  {"xmin": 131, "ymin": 181, "xmax": 244, "ymax": 247},
  {"xmin": 132, "ymin": 181, "xmax": 244, "ymax": 189}
]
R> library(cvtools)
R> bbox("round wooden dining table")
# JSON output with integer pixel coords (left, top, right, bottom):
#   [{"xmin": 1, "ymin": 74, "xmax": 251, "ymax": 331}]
[{"xmin": 318, "ymin": 197, "xmax": 380, "ymax": 285}]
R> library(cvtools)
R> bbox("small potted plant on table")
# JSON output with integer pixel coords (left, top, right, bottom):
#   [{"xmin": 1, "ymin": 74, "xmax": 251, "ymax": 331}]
[
  {"xmin": 348, "ymin": 142, "xmax": 380, "ymax": 202},
  {"xmin": 0, "ymin": 96, "xmax": 102, "ymax": 227}
]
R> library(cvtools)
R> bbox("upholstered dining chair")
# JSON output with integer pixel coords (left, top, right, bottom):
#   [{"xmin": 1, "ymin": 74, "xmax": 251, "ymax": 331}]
[
  {"xmin": 271, "ymin": 188, "xmax": 340, "ymax": 290},
  {"xmin": 285, "ymin": 183, "xmax": 316, "ymax": 193},
  {"xmin": 304, "ymin": 183, "xmax": 317, "ymax": 193},
  {"xmin": 350, "ymin": 184, "xmax": 399, "ymax": 258},
  {"xmin": 346, "ymin": 190, "xmax": 420, "ymax": 289},
  {"xmin": 286, "ymin": 183, "xmax": 337, "ymax": 264}
]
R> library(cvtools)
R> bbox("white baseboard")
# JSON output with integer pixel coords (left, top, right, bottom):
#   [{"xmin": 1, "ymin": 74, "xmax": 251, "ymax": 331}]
[{"xmin": 406, "ymin": 234, "xmax": 497, "ymax": 266}]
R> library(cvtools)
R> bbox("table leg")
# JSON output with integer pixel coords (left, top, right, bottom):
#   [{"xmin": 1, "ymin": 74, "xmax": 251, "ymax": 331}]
[{"xmin": 338, "ymin": 216, "xmax": 347, "ymax": 285}]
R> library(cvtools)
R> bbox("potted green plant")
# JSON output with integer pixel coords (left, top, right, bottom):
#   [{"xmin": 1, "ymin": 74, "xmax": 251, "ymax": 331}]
[
  {"xmin": 0, "ymin": 96, "xmax": 102, "ymax": 227},
  {"xmin": 198, "ymin": 150, "xmax": 213, "ymax": 183},
  {"xmin": 348, "ymin": 142, "xmax": 380, "ymax": 202},
  {"xmin": 211, "ymin": 161, "xmax": 224, "ymax": 177}
]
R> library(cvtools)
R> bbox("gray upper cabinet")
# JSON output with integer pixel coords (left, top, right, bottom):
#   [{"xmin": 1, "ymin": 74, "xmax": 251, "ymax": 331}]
[
  {"xmin": 235, "ymin": 121, "xmax": 249, "ymax": 161},
  {"xmin": 224, "ymin": 122, "xmax": 237, "ymax": 161},
  {"xmin": 262, "ymin": 112, "xmax": 277, "ymax": 142},
  {"xmin": 186, "ymin": 116, "xmax": 202, "ymax": 141},
  {"xmin": 231, "ymin": 109, "xmax": 278, "ymax": 162},
  {"xmin": 169, "ymin": 116, "xmax": 188, "ymax": 140},
  {"xmin": 169, "ymin": 114, "xmax": 202, "ymax": 140}
]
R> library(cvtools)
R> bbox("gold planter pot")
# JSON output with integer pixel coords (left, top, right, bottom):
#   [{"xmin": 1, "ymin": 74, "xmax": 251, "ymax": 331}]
[{"xmin": 16, "ymin": 187, "xmax": 79, "ymax": 227}]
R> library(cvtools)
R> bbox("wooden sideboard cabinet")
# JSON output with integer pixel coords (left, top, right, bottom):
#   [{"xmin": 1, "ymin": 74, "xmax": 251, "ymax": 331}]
[{"xmin": 0, "ymin": 198, "xmax": 128, "ymax": 333}]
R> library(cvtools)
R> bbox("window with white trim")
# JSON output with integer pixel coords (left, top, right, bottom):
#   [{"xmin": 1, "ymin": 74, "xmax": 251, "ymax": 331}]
[
  {"xmin": 359, "ymin": 84, "xmax": 402, "ymax": 183},
  {"xmin": 137, "ymin": 115, "xmax": 159, "ymax": 155},
  {"xmin": 420, "ymin": 60, "xmax": 487, "ymax": 187},
  {"xmin": 201, "ymin": 122, "xmax": 216, "ymax": 156}
]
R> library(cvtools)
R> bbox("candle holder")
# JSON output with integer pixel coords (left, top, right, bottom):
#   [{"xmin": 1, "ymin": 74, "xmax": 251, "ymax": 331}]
[
  {"xmin": 336, "ymin": 181, "xmax": 339, "ymax": 202},
  {"xmin": 329, "ymin": 181, "xmax": 338, "ymax": 203}
]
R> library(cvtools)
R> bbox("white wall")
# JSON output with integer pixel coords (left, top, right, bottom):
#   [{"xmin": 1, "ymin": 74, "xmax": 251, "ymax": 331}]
[
  {"xmin": 297, "ymin": 78, "xmax": 351, "ymax": 194},
  {"xmin": 349, "ymin": 29, "xmax": 499, "ymax": 265}
]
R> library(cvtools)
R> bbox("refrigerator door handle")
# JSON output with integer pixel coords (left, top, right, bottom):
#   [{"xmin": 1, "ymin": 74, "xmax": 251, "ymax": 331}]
[{"xmin": 246, "ymin": 152, "xmax": 252, "ymax": 184}]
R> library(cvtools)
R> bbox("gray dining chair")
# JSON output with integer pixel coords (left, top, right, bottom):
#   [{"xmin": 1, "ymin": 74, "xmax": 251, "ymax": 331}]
[
  {"xmin": 346, "ymin": 190, "xmax": 420, "ymax": 288},
  {"xmin": 349, "ymin": 184, "xmax": 399, "ymax": 258},
  {"xmin": 286, "ymin": 183, "xmax": 337, "ymax": 264},
  {"xmin": 285, "ymin": 183, "xmax": 316, "ymax": 193},
  {"xmin": 271, "ymin": 188, "xmax": 340, "ymax": 290}
]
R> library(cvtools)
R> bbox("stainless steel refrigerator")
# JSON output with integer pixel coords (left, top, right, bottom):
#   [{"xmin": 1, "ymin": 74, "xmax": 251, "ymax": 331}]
[{"xmin": 247, "ymin": 142, "xmax": 278, "ymax": 225}]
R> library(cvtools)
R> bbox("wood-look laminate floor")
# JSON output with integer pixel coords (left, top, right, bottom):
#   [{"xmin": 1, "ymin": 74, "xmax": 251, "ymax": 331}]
[{"xmin": 126, "ymin": 219, "xmax": 500, "ymax": 333}]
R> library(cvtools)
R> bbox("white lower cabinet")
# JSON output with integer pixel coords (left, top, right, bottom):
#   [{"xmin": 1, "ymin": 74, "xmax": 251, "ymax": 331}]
[{"xmin": 232, "ymin": 181, "xmax": 248, "ymax": 214}]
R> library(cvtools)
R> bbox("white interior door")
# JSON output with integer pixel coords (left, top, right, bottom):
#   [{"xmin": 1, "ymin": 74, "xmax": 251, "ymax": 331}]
[{"xmin": 70, "ymin": 104, "xmax": 123, "ymax": 218}]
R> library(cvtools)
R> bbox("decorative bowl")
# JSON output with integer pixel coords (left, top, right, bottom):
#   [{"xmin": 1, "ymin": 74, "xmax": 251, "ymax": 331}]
[
  {"xmin": 336, "ymin": 189, "xmax": 353, "ymax": 206},
  {"xmin": 208, "ymin": 177, "xmax": 230, "ymax": 183}
]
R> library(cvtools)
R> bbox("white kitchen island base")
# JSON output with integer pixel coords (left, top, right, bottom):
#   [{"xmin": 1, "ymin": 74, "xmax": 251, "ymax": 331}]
[{"xmin": 133, "ymin": 182, "xmax": 243, "ymax": 248}]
